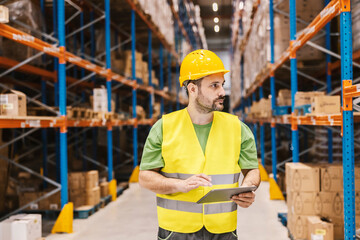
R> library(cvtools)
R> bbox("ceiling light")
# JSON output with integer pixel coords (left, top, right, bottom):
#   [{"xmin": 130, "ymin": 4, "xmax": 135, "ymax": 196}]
[
  {"xmin": 212, "ymin": 2, "xmax": 218, "ymax": 12},
  {"xmin": 214, "ymin": 17, "xmax": 219, "ymax": 23},
  {"xmin": 239, "ymin": 1, "xmax": 244, "ymax": 10},
  {"xmin": 214, "ymin": 25, "xmax": 220, "ymax": 32}
]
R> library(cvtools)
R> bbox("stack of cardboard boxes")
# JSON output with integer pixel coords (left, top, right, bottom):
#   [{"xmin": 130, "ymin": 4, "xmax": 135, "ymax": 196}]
[
  {"xmin": 277, "ymin": 89, "xmax": 292, "ymax": 106},
  {"xmin": 286, "ymin": 163, "xmax": 360, "ymax": 240},
  {"xmin": 294, "ymin": 92, "xmax": 340, "ymax": 116},
  {"xmin": 68, "ymin": 170, "xmax": 101, "ymax": 208},
  {"xmin": 249, "ymin": 98, "xmax": 272, "ymax": 118},
  {"xmin": 19, "ymin": 191, "xmax": 61, "ymax": 211}
]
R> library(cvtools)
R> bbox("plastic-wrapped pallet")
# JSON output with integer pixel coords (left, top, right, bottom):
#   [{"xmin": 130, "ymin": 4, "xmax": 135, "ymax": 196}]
[
  {"xmin": 230, "ymin": 44, "xmax": 242, "ymax": 109},
  {"xmin": 194, "ymin": 5, "xmax": 207, "ymax": 49},
  {"xmin": 241, "ymin": 0, "xmax": 325, "ymax": 91},
  {"xmin": 0, "ymin": 0, "xmax": 44, "ymax": 65},
  {"xmin": 352, "ymin": 0, "xmax": 360, "ymax": 51},
  {"xmin": 138, "ymin": 0, "xmax": 174, "ymax": 46}
]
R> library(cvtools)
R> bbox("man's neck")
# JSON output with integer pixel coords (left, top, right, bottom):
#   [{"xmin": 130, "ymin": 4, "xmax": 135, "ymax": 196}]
[{"xmin": 186, "ymin": 103, "xmax": 213, "ymax": 125}]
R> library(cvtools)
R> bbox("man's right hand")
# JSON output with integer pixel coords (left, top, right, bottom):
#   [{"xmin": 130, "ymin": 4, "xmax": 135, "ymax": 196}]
[{"xmin": 176, "ymin": 174, "xmax": 212, "ymax": 193}]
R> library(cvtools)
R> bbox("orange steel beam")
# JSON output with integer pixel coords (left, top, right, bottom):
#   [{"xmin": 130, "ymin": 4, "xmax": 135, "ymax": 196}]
[
  {"xmin": 124, "ymin": 0, "xmax": 179, "ymax": 60},
  {"xmin": 244, "ymin": 0, "xmax": 340, "ymax": 98},
  {"xmin": 0, "ymin": 23, "xmax": 172, "ymax": 100},
  {"xmin": 0, "ymin": 116, "xmax": 158, "ymax": 129}
]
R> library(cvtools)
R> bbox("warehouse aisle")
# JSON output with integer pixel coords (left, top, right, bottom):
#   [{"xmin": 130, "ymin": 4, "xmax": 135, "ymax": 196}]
[{"xmin": 47, "ymin": 181, "xmax": 289, "ymax": 240}]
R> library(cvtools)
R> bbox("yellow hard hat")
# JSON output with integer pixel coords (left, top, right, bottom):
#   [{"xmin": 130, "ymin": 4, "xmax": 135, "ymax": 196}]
[{"xmin": 179, "ymin": 49, "xmax": 229, "ymax": 87}]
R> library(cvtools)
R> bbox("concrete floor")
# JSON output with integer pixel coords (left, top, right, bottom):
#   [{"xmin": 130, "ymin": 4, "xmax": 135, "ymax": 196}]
[{"xmin": 47, "ymin": 181, "xmax": 289, "ymax": 240}]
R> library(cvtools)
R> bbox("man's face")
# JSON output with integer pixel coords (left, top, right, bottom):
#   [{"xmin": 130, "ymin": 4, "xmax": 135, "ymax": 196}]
[{"xmin": 194, "ymin": 73, "xmax": 226, "ymax": 113}]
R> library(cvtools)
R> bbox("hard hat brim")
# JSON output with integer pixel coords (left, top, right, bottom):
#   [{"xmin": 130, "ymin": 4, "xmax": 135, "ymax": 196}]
[{"xmin": 180, "ymin": 69, "xmax": 230, "ymax": 86}]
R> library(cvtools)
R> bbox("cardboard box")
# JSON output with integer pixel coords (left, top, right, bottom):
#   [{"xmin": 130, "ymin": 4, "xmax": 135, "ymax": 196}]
[
  {"xmin": 19, "ymin": 191, "xmax": 60, "ymax": 210},
  {"xmin": 356, "ymin": 192, "xmax": 360, "ymax": 216},
  {"xmin": 68, "ymin": 172, "xmax": 86, "ymax": 190},
  {"xmin": 0, "ymin": 90, "xmax": 27, "ymax": 116},
  {"xmin": 288, "ymin": 214, "xmax": 308, "ymax": 240},
  {"xmin": 277, "ymin": 89, "xmax": 292, "ymax": 106},
  {"xmin": 85, "ymin": 170, "xmax": 99, "ymax": 189},
  {"xmin": 286, "ymin": 163, "xmax": 320, "ymax": 192},
  {"xmin": 311, "ymin": 96, "xmax": 340, "ymax": 115},
  {"xmin": 329, "ymin": 217, "xmax": 344, "ymax": 240},
  {"xmin": 0, "ymin": 214, "xmax": 42, "ymax": 240},
  {"xmin": 86, "ymin": 186, "xmax": 100, "ymax": 206},
  {"xmin": 69, "ymin": 191, "xmax": 86, "ymax": 208},
  {"xmin": 100, "ymin": 181, "xmax": 109, "ymax": 198},
  {"xmin": 321, "ymin": 165, "xmax": 343, "ymax": 192},
  {"xmin": 317, "ymin": 192, "xmax": 344, "ymax": 218},
  {"xmin": 92, "ymin": 88, "xmax": 108, "ymax": 112},
  {"xmin": 288, "ymin": 191, "xmax": 319, "ymax": 215},
  {"xmin": 307, "ymin": 216, "xmax": 334, "ymax": 240},
  {"xmin": 0, "ymin": 6, "xmax": 9, "ymax": 24},
  {"xmin": 295, "ymin": 91, "xmax": 324, "ymax": 107}
]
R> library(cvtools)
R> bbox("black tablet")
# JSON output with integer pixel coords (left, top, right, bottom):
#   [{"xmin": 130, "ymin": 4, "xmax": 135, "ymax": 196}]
[{"xmin": 196, "ymin": 186, "xmax": 257, "ymax": 204}]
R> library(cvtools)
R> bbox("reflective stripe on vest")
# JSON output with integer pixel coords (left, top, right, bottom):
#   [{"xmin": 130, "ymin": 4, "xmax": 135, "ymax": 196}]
[
  {"xmin": 157, "ymin": 197, "xmax": 237, "ymax": 214},
  {"xmin": 160, "ymin": 172, "xmax": 240, "ymax": 185}
]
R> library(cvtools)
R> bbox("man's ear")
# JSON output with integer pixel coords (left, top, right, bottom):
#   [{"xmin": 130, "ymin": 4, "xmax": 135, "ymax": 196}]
[{"xmin": 189, "ymin": 83, "xmax": 197, "ymax": 95}]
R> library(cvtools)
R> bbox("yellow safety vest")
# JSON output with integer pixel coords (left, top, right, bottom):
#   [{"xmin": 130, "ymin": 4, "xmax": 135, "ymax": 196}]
[{"xmin": 157, "ymin": 108, "xmax": 242, "ymax": 234}]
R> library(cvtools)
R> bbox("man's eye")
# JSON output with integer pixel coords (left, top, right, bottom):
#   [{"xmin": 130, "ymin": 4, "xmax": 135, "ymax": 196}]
[{"xmin": 212, "ymin": 84, "xmax": 218, "ymax": 88}]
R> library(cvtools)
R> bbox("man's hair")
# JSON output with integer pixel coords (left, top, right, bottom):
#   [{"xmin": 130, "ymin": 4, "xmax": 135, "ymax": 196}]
[{"xmin": 183, "ymin": 78, "xmax": 203, "ymax": 97}]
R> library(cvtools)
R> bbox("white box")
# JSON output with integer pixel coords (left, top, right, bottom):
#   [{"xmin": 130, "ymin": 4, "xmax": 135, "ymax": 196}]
[
  {"xmin": 93, "ymin": 88, "xmax": 108, "ymax": 112},
  {"xmin": 0, "ymin": 214, "xmax": 42, "ymax": 240}
]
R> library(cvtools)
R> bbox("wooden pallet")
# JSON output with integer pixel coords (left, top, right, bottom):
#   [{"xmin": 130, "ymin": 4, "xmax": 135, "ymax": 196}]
[
  {"xmin": 294, "ymin": 104, "xmax": 311, "ymax": 116},
  {"xmin": 74, "ymin": 203, "xmax": 101, "ymax": 219}
]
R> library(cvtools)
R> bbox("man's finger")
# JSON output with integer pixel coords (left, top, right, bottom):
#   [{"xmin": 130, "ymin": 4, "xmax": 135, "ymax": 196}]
[
  {"xmin": 232, "ymin": 199, "xmax": 252, "ymax": 208},
  {"xmin": 236, "ymin": 192, "xmax": 255, "ymax": 198},
  {"xmin": 196, "ymin": 174, "xmax": 212, "ymax": 182}
]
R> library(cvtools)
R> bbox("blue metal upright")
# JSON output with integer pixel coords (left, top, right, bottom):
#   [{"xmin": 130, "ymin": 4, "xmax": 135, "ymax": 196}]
[
  {"xmin": 90, "ymin": 10, "xmax": 98, "ymax": 164},
  {"xmin": 57, "ymin": 0, "xmax": 68, "ymax": 208},
  {"xmin": 252, "ymin": 93, "xmax": 258, "ymax": 148},
  {"xmin": 325, "ymin": 0, "xmax": 333, "ymax": 164},
  {"xmin": 175, "ymin": 30, "xmax": 180, "ymax": 110},
  {"xmin": 269, "ymin": 0, "xmax": 277, "ymax": 182},
  {"xmin": 340, "ymin": 1, "xmax": 356, "ymax": 238},
  {"xmin": 105, "ymin": 0, "xmax": 113, "ymax": 181},
  {"xmin": 289, "ymin": 0, "xmax": 299, "ymax": 163},
  {"xmin": 259, "ymin": 86, "xmax": 265, "ymax": 166},
  {"xmin": 148, "ymin": 29, "xmax": 153, "ymax": 119},
  {"xmin": 40, "ymin": 0, "xmax": 48, "ymax": 188},
  {"xmin": 159, "ymin": 44, "xmax": 164, "ymax": 115},
  {"xmin": 131, "ymin": 10, "xmax": 138, "ymax": 168},
  {"xmin": 168, "ymin": 53, "xmax": 173, "ymax": 113},
  {"xmin": 53, "ymin": 0, "xmax": 60, "ymax": 183}
]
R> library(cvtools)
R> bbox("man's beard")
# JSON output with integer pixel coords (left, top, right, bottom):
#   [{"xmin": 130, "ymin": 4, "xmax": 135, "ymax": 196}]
[{"xmin": 195, "ymin": 89, "xmax": 225, "ymax": 113}]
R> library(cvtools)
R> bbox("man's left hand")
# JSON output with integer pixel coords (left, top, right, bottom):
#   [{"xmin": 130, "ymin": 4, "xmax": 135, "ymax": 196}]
[{"xmin": 231, "ymin": 191, "xmax": 255, "ymax": 208}]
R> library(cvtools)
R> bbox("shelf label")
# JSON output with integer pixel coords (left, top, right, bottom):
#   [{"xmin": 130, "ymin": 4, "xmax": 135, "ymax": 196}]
[
  {"xmin": 12, "ymin": 34, "xmax": 34, "ymax": 42},
  {"xmin": 86, "ymin": 64, "xmax": 96, "ymax": 70},
  {"xmin": 320, "ymin": 5, "xmax": 335, "ymax": 18},
  {"xmin": 44, "ymin": 47, "xmax": 59, "ymax": 53},
  {"xmin": 29, "ymin": 120, "xmax": 41, "ymax": 127},
  {"xmin": 0, "ymin": 95, "xmax": 8, "ymax": 104},
  {"xmin": 69, "ymin": 57, "xmax": 82, "ymax": 62}
]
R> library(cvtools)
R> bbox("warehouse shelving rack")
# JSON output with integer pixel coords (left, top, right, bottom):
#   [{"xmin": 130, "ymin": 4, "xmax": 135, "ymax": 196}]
[
  {"xmin": 232, "ymin": 0, "xmax": 358, "ymax": 238},
  {"xmin": 0, "ymin": 0, "xmax": 188, "ymax": 230}
]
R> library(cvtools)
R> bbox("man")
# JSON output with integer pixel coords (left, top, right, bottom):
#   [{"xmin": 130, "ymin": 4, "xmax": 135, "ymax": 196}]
[{"xmin": 139, "ymin": 49, "xmax": 260, "ymax": 240}]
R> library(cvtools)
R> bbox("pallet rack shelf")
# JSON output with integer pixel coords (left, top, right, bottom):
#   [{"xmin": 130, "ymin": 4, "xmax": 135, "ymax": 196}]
[
  {"xmin": 232, "ymin": 0, "xmax": 358, "ymax": 237},
  {"xmin": 0, "ymin": 0, "xmax": 184, "ymax": 229}
]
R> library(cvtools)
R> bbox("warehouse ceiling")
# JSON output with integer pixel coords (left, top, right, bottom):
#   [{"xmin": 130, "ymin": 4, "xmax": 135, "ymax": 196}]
[{"xmin": 193, "ymin": 0, "xmax": 232, "ymax": 51}]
